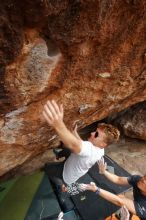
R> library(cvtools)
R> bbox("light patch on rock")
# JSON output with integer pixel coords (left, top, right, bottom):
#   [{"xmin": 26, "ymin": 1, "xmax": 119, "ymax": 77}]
[
  {"xmin": 5, "ymin": 30, "xmax": 62, "ymax": 104},
  {"xmin": 22, "ymin": 40, "xmax": 61, "ymax": 93},
  {"xmin": 48, "ymin": 135, "xmax": 57, "ymax": 142},
  {"xmin": 98, "ymin": 72, "xmax": 111, "ymax": 78},
  {"xmin": 0, "ymin": 108, "xmax": 25, "ymax": 144},
  {"xmin": 79, "ymin": 41, "xmax": 91, "ymax": 57},
  {"xmin": 124, "ymin": 121, "xmax": 132, "ymax": 129},
  {"xmin": 79, "ymin": 104, "xmax": 95, "ymax": 113},
  {"xmin": 65, "ymin": 93, "xmax": 72, "ymax": 98},
  {"xmin": 22, "ymin": 40, "xmax": 60, "ymax": 92},
  {"xmin": 106, "ymin": 94, "xmax": 117, "ymax": 101},
  {"xmin": 5, "ymin": 106, "xmax": 27, "ymax": 118}
]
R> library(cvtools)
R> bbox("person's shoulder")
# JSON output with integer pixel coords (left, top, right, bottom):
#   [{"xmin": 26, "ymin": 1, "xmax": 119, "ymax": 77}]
[
  {"xmin": 81, "ymin": 140, "xmax": 93, "ymax": 147},
  {"xmin": 95, "ymin": 146, "xmax": 104, "ymax": 158},
  {"xmin": 92, "ymin": 144, "xmax": 104, "ymax": 152},
  {"xmin": 85, "ymin": 141, "xmax": 102, "ymax": 152},
  {"xmin": 78, "ymin": 141, "xmax": 93, "ymax": 156}
]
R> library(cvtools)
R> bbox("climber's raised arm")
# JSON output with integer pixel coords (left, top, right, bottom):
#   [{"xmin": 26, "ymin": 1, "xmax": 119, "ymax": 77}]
[{"xmin": 43, "ymin": 100, "xmax": 82, "ymax": 154}]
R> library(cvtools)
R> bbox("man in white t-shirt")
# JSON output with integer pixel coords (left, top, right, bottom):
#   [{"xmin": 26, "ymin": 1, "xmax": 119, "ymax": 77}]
[{"xmin": 43, "ymin": 100, "xmax": 120, "ymax": 195}]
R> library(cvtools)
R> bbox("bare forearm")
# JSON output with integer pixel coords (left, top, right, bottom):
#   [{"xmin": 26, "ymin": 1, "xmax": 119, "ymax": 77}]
[
  {"xmin": 98, "ymin": 189, "xmax": 136, "ymax": 214},
  {"xmin": 98, "ymin": 158, "xmax": 129, "ymax": 185},
  {"xmin": 104, "ymin": 170, "xmax": 120, "ymax": 183},
  {"xmin": 99, "ymin": 189, "xmax": 123, "ymax": 207},
  {"xmin": 103, "ymin": 171, "xmax": 128, "ymax": 185}
]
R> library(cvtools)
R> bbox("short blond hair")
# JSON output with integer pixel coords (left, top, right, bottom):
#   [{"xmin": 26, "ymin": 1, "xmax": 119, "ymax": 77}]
[{"xmin": 98, "ymin": 123, "xmax": 120, "ymax": 145}]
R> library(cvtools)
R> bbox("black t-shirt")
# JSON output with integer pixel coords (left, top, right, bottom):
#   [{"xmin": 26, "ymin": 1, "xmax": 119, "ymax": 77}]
[{"xmin": 128, "ymin": 175, "xmax": 146, "ymax": 220}]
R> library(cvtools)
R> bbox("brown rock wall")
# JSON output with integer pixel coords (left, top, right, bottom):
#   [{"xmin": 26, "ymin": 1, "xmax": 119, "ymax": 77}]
[{"xmin": 0, "ymin": 0, "xmax": 146, "ymax": 177}]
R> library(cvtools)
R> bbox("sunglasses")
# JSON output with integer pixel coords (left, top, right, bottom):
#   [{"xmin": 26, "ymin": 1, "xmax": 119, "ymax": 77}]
[{"xmin": 94, "ymin": 131, "xmax": 98, "ymax": 138}]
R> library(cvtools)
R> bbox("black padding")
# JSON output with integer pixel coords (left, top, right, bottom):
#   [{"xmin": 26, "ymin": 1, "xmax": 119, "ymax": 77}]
[
  {"xmin": 42, "ymin": 210, "xmax": 79, "ymax": 220},
  {"xmin": 41, "ymin": 213, "xmax": 58, "ymax": 220},
  {"xmin": 72, "ymin": 191, "xmax": 117, "ymax": 220},
  {"xmin": 48, "ymin": 178, "xmax": 75, "ymax": 212},
  {"xmin": 25, "ymin": 174, "xmax": 61, "ymax": 220},
  {"xmin": 42, "ymin": 155, "xmax": 132, "ymax": 220},
  {"xmin": 88, "ymin": 155, "xmax": 131, "ymax": 194},
  {"xmin": 71, "ymin": 173, "xmax": 119, "ymax": 220},
  {"xmin": 70, "ymin": 156, "xmax": 132, "ymax": 220},
  {"xmin": 63, "ymin": 210, "xmax": 79, "ymax": 220},
  {"xmin": 54, "ymin": 191, "xmax": 75, "ymax": 212}
]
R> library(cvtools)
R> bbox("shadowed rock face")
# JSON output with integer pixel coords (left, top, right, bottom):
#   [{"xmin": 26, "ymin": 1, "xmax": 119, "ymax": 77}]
[
  {"xmin": 0, "ymin": 0, "xmax": 146, "ymax": 178},
  {"xmin": 112, "ymin": 101, "xmax": 146, "ymax": 140}
]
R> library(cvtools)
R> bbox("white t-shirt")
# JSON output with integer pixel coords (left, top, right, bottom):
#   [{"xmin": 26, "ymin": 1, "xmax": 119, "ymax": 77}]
[{"xmin": 63, "ymin": 141, "xmax": 104, "ymax": 185}]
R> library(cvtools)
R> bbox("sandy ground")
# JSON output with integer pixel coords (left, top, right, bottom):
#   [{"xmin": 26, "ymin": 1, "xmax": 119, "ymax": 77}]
[{"xmin": 106, "ymin": 137, "xmax": 146, "ymax": 176}]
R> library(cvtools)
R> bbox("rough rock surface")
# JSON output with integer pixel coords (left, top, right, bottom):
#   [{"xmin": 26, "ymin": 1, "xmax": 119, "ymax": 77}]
[
  {"xmin": 111, "ymin": 101, "xmax": 146, "ymax": 140},
  {"xmin": 0, "ymin": 0, "xmax": 146, "ymax": 178}
]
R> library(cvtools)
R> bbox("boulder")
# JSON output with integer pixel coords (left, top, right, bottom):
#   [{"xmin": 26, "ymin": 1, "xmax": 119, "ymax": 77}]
[
  {"xmin": 112, "ymin": 101, "xmax": 146, "ymax": 140},
  {"xmin": 0, "ymin": 0, "xmax": 146, "ymax": 177}
]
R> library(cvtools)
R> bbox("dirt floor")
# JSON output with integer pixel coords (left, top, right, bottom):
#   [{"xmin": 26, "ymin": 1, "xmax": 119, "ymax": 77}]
[{"xmin": 106, "ymin": 137, "xmax": 146, "ymax": 176}]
